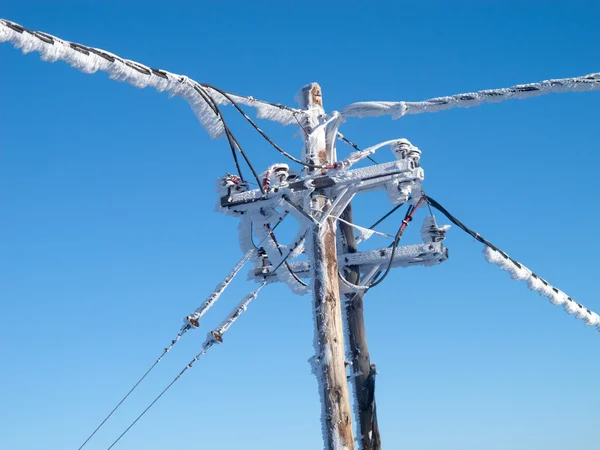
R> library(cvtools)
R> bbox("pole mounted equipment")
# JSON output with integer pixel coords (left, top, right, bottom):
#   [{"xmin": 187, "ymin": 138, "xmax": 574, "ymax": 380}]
[{"xmin": 2, "ymin": 16, "xmax": 600, "ymax": 450}]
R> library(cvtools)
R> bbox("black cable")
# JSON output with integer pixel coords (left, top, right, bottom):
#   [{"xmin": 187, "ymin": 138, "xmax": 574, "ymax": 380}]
[
  {"xmin": 201, "ymin": 84, "xmax": 327, "ymax": 170},
  {"xmin": 191, "ymin": 84, "xmax": 265, "ymax": 194},
  {"xmin": 367, "ymin": 203, "xmax": 404, "ymax": 230},
  {"xmin": 425, "ymin": 195, "xmax": 571, "ymax": 294},
  {"xmin": 368, "ymin": 205, "xmax": 415, "ymax": 289},
  {"xmin": 337, "ymin": 202, "xmax": 404, "ymax": 290},
  {"xmin": 425, "ymin": 196, "xmax": 502, "ymax": 253},
  {"xmin": 248, "ymin": 215, "xmax": 307, "ymax": 287},
  {"xmin": 337, "ymin": 133, "xmax": 379, "ymax": 164},
  {"xmin": 77, "ymin": 329, "xmax": 187, "ymax": 450},
  {"xmin": 190, "ymin": 84, "xmax": 245, "ymax": 182}
]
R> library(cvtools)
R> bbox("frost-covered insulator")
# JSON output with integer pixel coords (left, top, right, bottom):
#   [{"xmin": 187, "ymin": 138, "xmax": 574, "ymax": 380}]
[
  {"xmin": 185, "ymin": 314, "xmax": 200, "ymax": 328},
  {"xmin": 420, "ymin": 216, "xmax": 451, "ymax": 243},
  {"xmin": 386, "ymin": 180, "xmax": 414, "ymax": 205},
  {"xmin": 391, "ymin": 139, "xmax": 421, "ymax": 169},
  {"xmin": 260, "ymin": 164, "xmax": 290, "ymax": 192},
  {"xmin": 210, "ymin": 330, "xmax": 224, "ymax": 344},
  {"xmin": 216, "ymin": 173, "xmax": 249, "ymax": 197},
  {"xmin": 253, "ymin": 247, "xmax": 271, "ymax": 276}
]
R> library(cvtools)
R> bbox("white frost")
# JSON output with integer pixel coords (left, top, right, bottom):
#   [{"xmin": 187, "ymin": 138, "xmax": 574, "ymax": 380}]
[
  {"xmin": 483, "ymin": 246, "xmax": 600, "ymax": 330},
  {"xmin": 341, "ymin": 72, "xmax": 600, "ymax": 120},
  {"xmin": 0, "ymin": 19, "xmax": 305, "ymax": 138}
]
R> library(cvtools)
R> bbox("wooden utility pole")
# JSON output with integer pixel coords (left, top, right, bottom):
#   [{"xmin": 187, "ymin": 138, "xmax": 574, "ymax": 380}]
[
  {"xmin": 339, "ymin": 205, "xmax": 381, "ymax": 450},
  {"xmin": 300, "ymin": 83, "xmax": 355, "ymax": 450}
]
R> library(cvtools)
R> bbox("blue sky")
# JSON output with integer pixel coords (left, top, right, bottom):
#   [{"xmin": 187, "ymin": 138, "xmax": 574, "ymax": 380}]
[{"xmin": 1, "ymin": 2, "xmax": 599, "ymax": 449}]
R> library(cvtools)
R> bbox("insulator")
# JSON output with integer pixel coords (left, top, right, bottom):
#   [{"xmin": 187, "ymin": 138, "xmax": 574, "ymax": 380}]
[
  {"xmin": 211, "ymin": 330, "xmax": 224, "ymax": 344},
  {"xmin": 216, "ymin": 173, "xmax": 248, "ymax": 196},
  {"xmin": 391, "ymin": 139, "xmax": 421, "ymax": 167},
  {"xmin": 260, "ymin": 164, "xmax": 290, "ymax": 192}
]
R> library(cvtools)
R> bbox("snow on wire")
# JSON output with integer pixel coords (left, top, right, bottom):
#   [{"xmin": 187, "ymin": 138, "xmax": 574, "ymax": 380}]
[
  {"xmin": 427, "ymin": 196, "xmax": 600, "ymax": 332},
  {"xmin": 0, "ymin": 19, "xmax": 303, "ymax": 139},
  {"xmin": 341, "ymin": 72, "xmax": 600, "ymax": 120}
]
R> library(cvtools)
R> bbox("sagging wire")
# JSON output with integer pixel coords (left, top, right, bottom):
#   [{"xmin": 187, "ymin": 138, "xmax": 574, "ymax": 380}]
[
  {"xmin": 201, "ymin": 84, "xmax": 327, "ymax": 171},
  {"xmin": 368, "ymin": 196, "xmax": 425, "ymax": 289},
  {"xmin": 426, "ymin": 196, "xmax": 600, "ymax": 331},
  {"xmin": 336, "ymin": 202, "xmax": 405, "ymax": 292},
  {"xmin": 336, "ymin": 198, "xmax": 424, "ymax": 292},
  {"xmin": 191, "ymin": 85, "xmax": 265, "ymax": 194},
  {"xmin": 105, "ymin": 283, "xmax": 267, "ymax": 450}
]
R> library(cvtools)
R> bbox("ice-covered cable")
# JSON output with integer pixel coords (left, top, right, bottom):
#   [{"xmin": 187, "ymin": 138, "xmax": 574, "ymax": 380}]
[
  {"xmin": 341, "ymin": 72, "xmax": 600, "ymax": 120},
  {"xmin": 483, "ymin": 246, "xmax": 600, "ymax": 329},
  {"xmin": 184, "ymin": 214, "xmax": 288, "ymax": 328},
  {"xmin": 0, "ymin": 19, "xmax": 304, "ymax": 138},
  {"xmin": 212, "ymin": 282, "xmax": 266, "ymax": 338},
  {"xmin": 106, "ymin": 284, "xmax": 265, "ymax": 450},
  {"xmin": 426, "ymin": 196, "xmax": 600, "ymax": 332},
  {"xmin": 183, "ymin": 249, "xmax": 255, "ymax": 328}
]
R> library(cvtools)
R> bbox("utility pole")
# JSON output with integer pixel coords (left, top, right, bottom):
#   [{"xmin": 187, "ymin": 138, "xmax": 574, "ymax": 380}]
[
  {"xmin": 300, "ymin": 83, "xmax": 355, "ymax": 450},
  {"xmin": 339, "ymin": 204, "xmax": 381, "ymax": 450}
]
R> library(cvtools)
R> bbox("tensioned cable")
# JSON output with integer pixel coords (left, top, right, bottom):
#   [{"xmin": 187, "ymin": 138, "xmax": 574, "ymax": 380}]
[
  {"xmin": 426, "ymin": 195, "xmax": 600, "ymax": 330},
  {"xmin": 76, "ymin": 328, "xmax": 187, "ymax": 450},
  {"xmin": 337, "ymin": 133, "xmax": 378, "ymax": 164},
  {"xmin": 341, "ymin": 72, "xmax": 600, "ymax": 120},
  {"xmin": 77, "ymin": 213, "xmax": 289, "ymax": 448},
  {"xmin": 105, "ymin": 283, "xmax": 267, "ymax": 450}
]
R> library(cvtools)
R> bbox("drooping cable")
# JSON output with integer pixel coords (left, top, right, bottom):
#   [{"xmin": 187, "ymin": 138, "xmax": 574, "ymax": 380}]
[
  {"xmin": 426, "ymin": 196, "xmax": 600, "ymax": 330},
  {"xmin": 0, "ymin": 19, "xmax": 305, "ymax": 139},
  {"xmin": 368, "ymin": 197, "xmax": 424, "ymax": 289},
  {"xmin": 191, "ymin": 85, "xmax": 265, "ymax": 193},
  {"xmin": 201, "ymin": 83, "xmax": 327, "ymax": 170},
  {"xmin": 105, "ymin": 283, "xmax": 266, "ymax": 450}
]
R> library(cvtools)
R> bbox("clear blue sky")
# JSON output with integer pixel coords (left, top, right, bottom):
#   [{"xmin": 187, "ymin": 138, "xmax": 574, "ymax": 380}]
[{"xmin": 1, "ymin": 1, "xmax": 599, "ymax": 449}]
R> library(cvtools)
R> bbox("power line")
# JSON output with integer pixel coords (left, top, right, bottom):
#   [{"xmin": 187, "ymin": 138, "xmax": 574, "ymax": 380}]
[
  {"xmin": 337, "ymin": 133, "xmax": 378, "ymax": 164},
  {"xmin": 426, "ymin": 196, "xmax": 600, "ymax": 330},
  {"xmin": 202, "ymin": 84, "xmax": 327, "ymax": 170},
  {"xmin": 341, "ymin": 72, "xmax": 600, "ymax": 120},
  {"xmin": 0, "ymin": 18, "xmax": 306, "ymax": 140},
  {"xmin": 77, "ymin": 329, "xmax": 188, "ymax": 450},
  {"xmin": 105, "ymin": 283, "xmax": 266, "ymax": 450},
  {"xmin": 368, "ymin": 197, "xmax": 424, "ymax": 289}
]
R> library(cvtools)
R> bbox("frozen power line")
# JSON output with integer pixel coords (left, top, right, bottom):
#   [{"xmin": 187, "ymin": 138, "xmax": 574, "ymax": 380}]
[
  {"xmin": 341, "ymin": 72, "xmax": 600, "ymax": 120},
  {"xmin": 426, "ymin": 196, "xmax": 600, "ymax": 331},
  {"xmin": 0, "ymin": 18, "xmax": 305, "ymax": 139}
]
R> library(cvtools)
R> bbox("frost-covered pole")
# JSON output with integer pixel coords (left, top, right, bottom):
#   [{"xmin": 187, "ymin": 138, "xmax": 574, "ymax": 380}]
[
  {"xmin": 338, "ymin": 205, "xmax": 381, "ymax": 450},
  {"xmin": 299, "ymin": 83, "xmax": 355, "ymax": 450}
]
